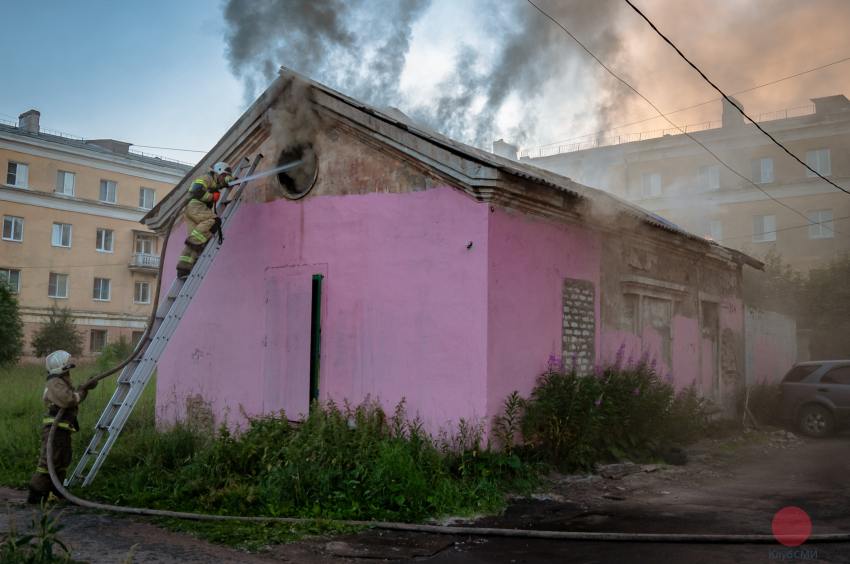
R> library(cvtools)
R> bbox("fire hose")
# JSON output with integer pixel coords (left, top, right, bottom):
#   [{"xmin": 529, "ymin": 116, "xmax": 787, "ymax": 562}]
[{"xmin": 42, "ymin": 181, "xmax": 850, "ymax": 545}]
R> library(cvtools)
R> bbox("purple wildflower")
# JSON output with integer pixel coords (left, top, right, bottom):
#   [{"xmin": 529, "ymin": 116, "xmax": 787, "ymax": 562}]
[
  {"xmin": 637, "ymin": 350, "xmax": 650, "ymax": 368},
  {"xmin": 614, "ymin": 343, "xmax": 626, "ymax": 369},
  {"xmin": 632, "ymin": 387, "xmax": 641, "ymax": 396},
  {"xmin": 594, "ymin": 395, "xmax": 604, "ymax": 407},
  {"xmin": 547, "ymin": 354, "xmax": 564, "ymax": 373},
  {"xmin": 650, "ymin": 357, "xmax": 658, "ymax": 372},
  {"xmin": 626, "ymin": 354, "xmax": 634, "ymax": 368},
  {"xmin": 665, "ymin": 372, "xmax": 674, "ymax": 384},
  {"xmin": 594, "ymin": 365, "xmax": 605, "ymax": 379}
]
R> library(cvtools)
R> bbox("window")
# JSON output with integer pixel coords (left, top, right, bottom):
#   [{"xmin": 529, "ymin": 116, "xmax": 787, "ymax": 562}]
[
  {"xmin": 92, "ymin": 277, "xmax": 111, "ymax": 301},
  {"xmin": 134, "ymin": 234, "xmax": 155, "ymax": 255},
  {"xmin": 55, "ymin": 171, "xmax": 75, "ymax": 196},
  {"xmin": 752, "ymin": 214, "xmax": 777, "ymax": 242},
  {"xmin": 2, "ymin": 216, "xmax": 23, "ymax": 242},
  {"xmin": 99, "ymin": 180, "xmax": 117, "ymax": 203},
  {"xmin": 808, "ymin": 210, "xmax": 834, "ymax": 239},
  {"xmin": 0, "ymin": 268, "xmax": 20, "ymax": 293},
  {"xmin": 51, "ymin": 223, "xmax": 72, "ymax": 247},
  {"xmin": 139, "ymin": 187, "xmax": 155, "ymax": 209},
  {"xmin": 6, "ymin": 162, "xmax": 29, "ymax": 188},
  {"xmin": 806, "ymin": 149, "xmax": 831, "ymax": 177},
  {"xmin": 48, "ymin": 273, "xmax": 69, "ymax": 298},
  {"xmin": 698, "ymin": 165, "xmax": 720, "ymax": 191},
  {"xmin": 620, "ymin": 293, "xmax": 639, "ymax": 333},
  {"xmin": 134, "ymin": 281, "xmax": 151, "ymax": 304},
  {"xmin": 96, "ymin": 228, "xmax": 114, "ymax": 252},
  {"xmin": 708, "ymin": 219, "xmax": 723, "ymax": 243},
  {"xmin": 782, "ymin": 365, "xmax": 818, "ymax": 383},
  {"xmin": 131, "ymin": 331, "xmax": 145, "ymax": 346},
  {"xmin": 641, "ymin": 172, "xmax": 662, "ymax": 198},
  {"xmin": 90, "ymin": 330, "xmax": 107, "ymax": 353},
  {"xmin": 752, "ymin": 158, "xmax": 774, "ymax": 184},
  {"xmin": 821, "ymin": 366, "xmax": 850, "ymax": 385}
]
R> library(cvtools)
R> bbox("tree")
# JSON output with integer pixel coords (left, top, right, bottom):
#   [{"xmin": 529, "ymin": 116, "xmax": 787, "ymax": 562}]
[
  {"xmin": 806, "ymin": 255, "xmax": 850, "ymax": 359},
  {"xmin": 0, "ymin": 281, "xmax": 24, "ymax": 365},
  {"xmin": 31, "ymin": 307, "xmax": 83, "ymax": 358}
]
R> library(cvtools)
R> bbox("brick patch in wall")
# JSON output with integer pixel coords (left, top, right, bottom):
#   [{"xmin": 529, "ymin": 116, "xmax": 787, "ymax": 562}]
[{"xmin": 562, "ymin": 278, "xmax": 596, "ymax": 375}]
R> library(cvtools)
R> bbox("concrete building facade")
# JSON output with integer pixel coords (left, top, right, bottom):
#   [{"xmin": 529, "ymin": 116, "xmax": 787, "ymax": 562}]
[
  {"xmin": 0, "ymin": 110, "xmax": 190, "ymax": 357},
  {"xmin": 520, "ymin": 96, "xmax": 850, "ymax": 273}
]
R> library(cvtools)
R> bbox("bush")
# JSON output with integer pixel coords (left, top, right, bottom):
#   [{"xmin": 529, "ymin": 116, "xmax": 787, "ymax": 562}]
[
  {"xmin": 519, "ymin": 359, "xmax": 713, "ymax": 471},
  {"xmin": 86, "ymin": 398, "xmax": 537, "ymax": 523},
  {"xmin": 739, "ymin": 381, "xmax": 782, "ymax": 426},
  {"xmin": 0, "ymin": 281, "xmax": 24, "ymax": 365},
  {"xmin": 31, "ymin": 308, "xmax": 83, "ymax": 358},
  {"xmin": 96, "ymin": 336, "xmax": 135, "ymax": 371}
]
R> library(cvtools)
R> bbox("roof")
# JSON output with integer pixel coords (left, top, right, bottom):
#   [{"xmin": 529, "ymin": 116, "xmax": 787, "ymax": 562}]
[
  {"xmin": 143, "ymin": 67, "xmax": 762, "ymax": 269},
  {"xmin": 0, "ymin": 122, "xmax": 193, "ymax": 172}
]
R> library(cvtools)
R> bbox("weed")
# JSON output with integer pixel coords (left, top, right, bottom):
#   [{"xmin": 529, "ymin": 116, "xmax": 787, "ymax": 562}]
[{"xmin": 1, "ymin": 503, "xmax": 76, "ymax": 563}]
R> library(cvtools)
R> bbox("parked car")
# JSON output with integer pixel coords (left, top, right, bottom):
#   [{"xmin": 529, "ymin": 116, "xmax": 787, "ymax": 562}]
[{"xmin": 779, "ymin": 361, "xmax": 850, "ymax": 437}]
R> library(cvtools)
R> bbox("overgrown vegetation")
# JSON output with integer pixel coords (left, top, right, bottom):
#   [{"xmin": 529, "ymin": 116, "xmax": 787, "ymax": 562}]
[
  {"xmin": 95, "ymin": 337, "xmax": 135, "ymax": 371},
  {"xmin": 740, "ymin": 381, "xmax": 783, "ymax": 426},
  {"xmin": 30, "ymin": 308, "xmax": 83, "ymax": 358},
  {"xmin": 745, "ymin": 250, "xmax": 850, "ymax": 359},
  {"xmin": 1, "ymin": 504, "xmax": 78, "ymax": 563},
  {"xmin": 517, "ymin": 357, "xmax": 713, "ymax": 471},
  {"xmin": 0, "ymin": 280, "xmax": 24, "ymax": 366}
]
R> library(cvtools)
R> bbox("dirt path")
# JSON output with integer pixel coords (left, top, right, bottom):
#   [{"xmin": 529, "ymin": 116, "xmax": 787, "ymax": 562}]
[{"xmin": 2, "ymin": 429, "xmax": 847, "ymax": 563}]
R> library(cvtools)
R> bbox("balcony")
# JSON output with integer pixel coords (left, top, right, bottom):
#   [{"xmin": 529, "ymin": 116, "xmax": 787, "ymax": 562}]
[{"xmin": 129, "ymin": 253, "xmax": 160, "ymax": 272}]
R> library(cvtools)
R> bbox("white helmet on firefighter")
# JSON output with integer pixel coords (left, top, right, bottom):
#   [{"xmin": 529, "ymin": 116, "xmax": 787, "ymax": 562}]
[
  {"xmin": 46, "ymin": 350, "xmax": 75, "ymax": 376},
  {"xmin": 212, "ymin": 161, "xmax": 232, "ymax": 175}
]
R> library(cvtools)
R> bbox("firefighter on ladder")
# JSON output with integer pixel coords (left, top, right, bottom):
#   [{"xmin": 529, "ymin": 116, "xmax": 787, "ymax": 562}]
[
  {"xmin": 28, "ymin": 350, "xmax": 94, "ymax": 504},
  {"xmin": 176, "ymin": 162, "xmax": 235, "ymax": 278}
]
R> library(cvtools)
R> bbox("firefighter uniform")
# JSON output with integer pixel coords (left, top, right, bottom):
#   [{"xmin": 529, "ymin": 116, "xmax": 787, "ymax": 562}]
[
  {"xmin": 176, "ymin": 171, "xmax": 228, "ymax": 277},
  {"xmin": 28, "ymin": 371, "xmax": 85, "ymax": 503}
]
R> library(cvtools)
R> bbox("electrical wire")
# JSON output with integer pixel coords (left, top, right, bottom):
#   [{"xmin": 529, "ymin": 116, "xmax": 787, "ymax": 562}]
[
  {"xmin": 529, "ymin": 54, "xmax": 850, "ymax": 149},
  {"xmin": 523, "ymin": 0, "xmax": 836, "ymax": 235},
  {"xmin": 717, "ymin": 215, "xmax": 846, "ymax": 243},
  {"xmin": 623, "ymin": 0, "xmax": 850, "ymax": 197}
]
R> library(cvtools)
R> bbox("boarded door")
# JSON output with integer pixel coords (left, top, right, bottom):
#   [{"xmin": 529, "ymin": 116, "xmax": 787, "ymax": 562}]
[{"xmin": 263, "ymin": 266, "xmax": 321, "ymax": 419}]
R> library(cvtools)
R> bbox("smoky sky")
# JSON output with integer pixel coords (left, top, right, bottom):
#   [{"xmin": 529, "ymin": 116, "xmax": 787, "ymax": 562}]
[{"xmin": 223, "ymin": 0, "xmax": 850, "ymax": 150}]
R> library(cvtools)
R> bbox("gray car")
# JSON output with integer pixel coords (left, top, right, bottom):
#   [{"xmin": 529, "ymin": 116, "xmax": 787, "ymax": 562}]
[{"xmin": 779, "ymin": 360, "xmax": 850, "ymax": 437}]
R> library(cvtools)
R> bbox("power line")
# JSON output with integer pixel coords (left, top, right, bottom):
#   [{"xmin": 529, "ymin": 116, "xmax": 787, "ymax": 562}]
[
  {"xmin": 524, "ymin": 0, "xmax": 831, "ymax": 234},
  {"xmin": 623, "ymin": 0, "xmax": 850, "ymax": 197},
  {"xmin": 530, "ymin": 55, "xmax": 850, "ymax": 149}
]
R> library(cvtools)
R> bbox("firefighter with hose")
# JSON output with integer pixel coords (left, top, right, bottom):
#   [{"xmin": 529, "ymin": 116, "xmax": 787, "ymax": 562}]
[
  {"xmin": 28, "ymin": 350, "xmax": 95, "ymax": 504},
  {"xmin": 175, "ymin": 161, "xmax": 235, "ymax": 278}
]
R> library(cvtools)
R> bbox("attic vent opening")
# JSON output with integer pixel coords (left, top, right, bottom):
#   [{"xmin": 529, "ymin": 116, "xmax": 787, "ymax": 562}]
[{"xmin": 277, "ymin": 144, "xmax": 318, "ymax": 200}]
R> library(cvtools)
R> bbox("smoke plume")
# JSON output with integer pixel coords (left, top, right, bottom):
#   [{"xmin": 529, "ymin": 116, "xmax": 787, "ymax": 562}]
[{"xmin": 223, "ymin": 0, "xmax": 850, "ymax": 151}]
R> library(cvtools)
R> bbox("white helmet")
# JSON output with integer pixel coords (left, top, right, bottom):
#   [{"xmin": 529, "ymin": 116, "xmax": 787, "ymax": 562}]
[
  {"xmin": 212, "ymin": 161, "xmax": 232, "ymax": 175},
  {"xmin": 46, "ymin": 350, "xmax": 75, "ymax": 376}
]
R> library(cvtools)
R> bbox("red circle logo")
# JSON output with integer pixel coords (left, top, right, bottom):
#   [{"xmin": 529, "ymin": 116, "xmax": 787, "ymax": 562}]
[{"xmin": 772, "ymin": 506, "xmax": 812, "ymax": 547}]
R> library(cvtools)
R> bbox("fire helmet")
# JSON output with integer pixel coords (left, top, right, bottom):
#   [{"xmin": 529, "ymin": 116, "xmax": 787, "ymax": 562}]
[
  {"xmin": 212, "ymin": 162, "xmax": 232, "ymax": 175},
  {"xmin": 46, "ymin": 350, "xmax": 75, "ymax": 376}
]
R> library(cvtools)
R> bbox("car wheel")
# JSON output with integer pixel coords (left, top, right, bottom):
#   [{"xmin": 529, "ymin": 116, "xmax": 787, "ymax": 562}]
[{"xmin": 798, "ymin": 404, "xmax": 834, "ymax": 438}]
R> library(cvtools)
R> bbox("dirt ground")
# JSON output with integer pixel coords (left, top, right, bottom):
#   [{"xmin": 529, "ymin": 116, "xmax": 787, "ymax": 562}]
[{"xmin": 2, "ymin": 428, "xmax": 848, "ymax": 563}]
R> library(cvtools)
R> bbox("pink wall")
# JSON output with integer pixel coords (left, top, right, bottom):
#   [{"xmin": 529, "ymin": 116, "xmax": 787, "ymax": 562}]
[
  {"xmin": 157, "ymin": 186, "xmax": 490, "ymax": 432},
  {"xmin": 486, "ymin": 208, "xmax": 601, "ymax": 422}
]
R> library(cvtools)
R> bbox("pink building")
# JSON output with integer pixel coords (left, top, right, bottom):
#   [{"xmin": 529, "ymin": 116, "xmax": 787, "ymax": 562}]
[{"xmin": 142, "ymin": 71, "xmax": 762, "ymax": 432}]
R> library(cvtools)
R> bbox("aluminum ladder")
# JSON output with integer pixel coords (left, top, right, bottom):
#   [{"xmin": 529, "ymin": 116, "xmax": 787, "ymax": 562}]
[{"xmin": 66, "ymin": 155, "xmax": 262, "ymax": 487}]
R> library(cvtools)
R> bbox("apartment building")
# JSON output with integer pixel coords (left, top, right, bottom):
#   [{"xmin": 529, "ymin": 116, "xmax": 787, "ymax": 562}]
[
  {"xmin": 0, "ymin": 110, "xmax": 190, "ymax": 357},
  {"xmin": 516, "ymin": 95, "xmax": 850, "ymax": 272}
]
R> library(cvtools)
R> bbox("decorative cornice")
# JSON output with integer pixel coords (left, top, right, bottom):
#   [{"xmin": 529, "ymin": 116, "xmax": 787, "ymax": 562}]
[{"xmin": 0, "ymin": 185, "xmax": 150, "ymax": 222}]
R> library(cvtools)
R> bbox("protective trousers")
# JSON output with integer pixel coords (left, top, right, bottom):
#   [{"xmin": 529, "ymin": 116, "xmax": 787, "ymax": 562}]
[
  {"xmin": 28, "ymin": 426, "xmax": 72, "ymax": 502},
  {"xmin": 177, "ymin": 199, "xmax": 217, "ymax": 274}
]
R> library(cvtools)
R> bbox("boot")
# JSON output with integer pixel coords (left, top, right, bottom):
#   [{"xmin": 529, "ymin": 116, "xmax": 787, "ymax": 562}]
[
  {"xmin": 27, "ymin": 485, "xmax": 48, "ymax": 505},
  {"xmin": 176, "ymin": 263, "xmax": 193, "ymax": 279}
]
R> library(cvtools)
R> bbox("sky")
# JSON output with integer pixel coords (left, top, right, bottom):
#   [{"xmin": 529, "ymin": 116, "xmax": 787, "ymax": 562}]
[{"xmin": 2, "ymin": 1, "xmax": 850, "ymax": 165}]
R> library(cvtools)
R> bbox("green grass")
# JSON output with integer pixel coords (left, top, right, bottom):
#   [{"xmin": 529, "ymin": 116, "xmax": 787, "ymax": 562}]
[
  {"xmin": 0, "ymin": 363, "xmax": 537, "ymax": 550},
  {"xmin": 0, "ymin": 362, "xmax": 157, "ymax": 488}
]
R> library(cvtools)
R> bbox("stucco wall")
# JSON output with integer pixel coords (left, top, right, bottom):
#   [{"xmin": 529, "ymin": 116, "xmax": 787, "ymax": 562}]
[
  {"xmin": 157, "ymin": 186, "xmax": 490, "ymax": 432},
  {"xmin": 486, "ymin": 208, "xmax": 601, "ymax": 423}
]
